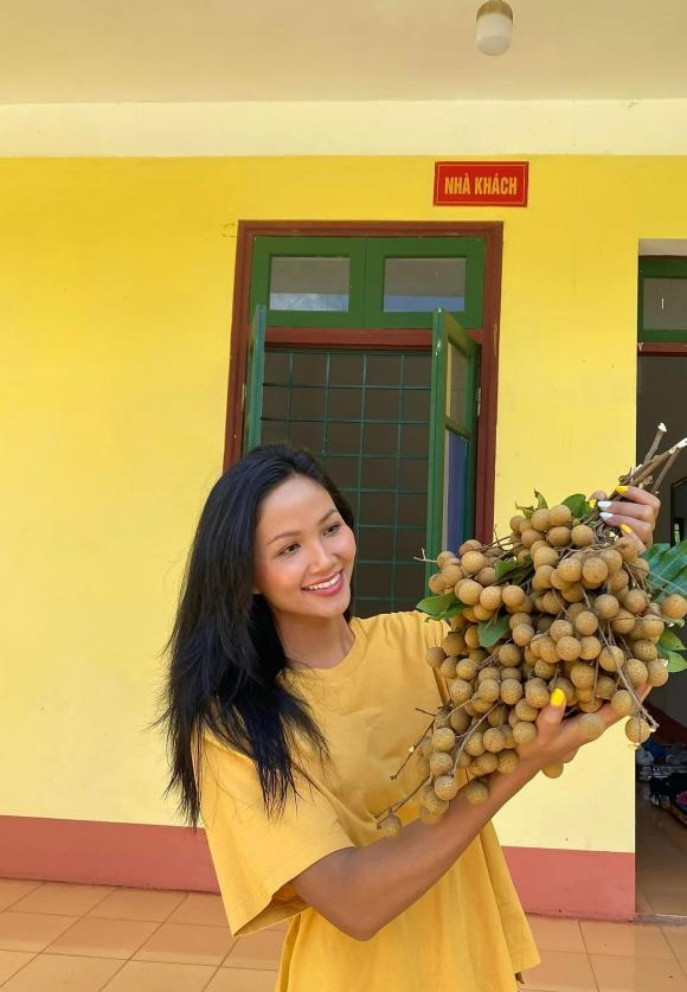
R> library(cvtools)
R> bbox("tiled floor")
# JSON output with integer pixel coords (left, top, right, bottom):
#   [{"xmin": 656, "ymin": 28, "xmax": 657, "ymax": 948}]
[
  {"xmin": 1, "ymin": 878, "xmax": 686, "ymax": 991},
  {"xmin": 636, "ymin": 795, "xmax": 687, "ymax": 918}
]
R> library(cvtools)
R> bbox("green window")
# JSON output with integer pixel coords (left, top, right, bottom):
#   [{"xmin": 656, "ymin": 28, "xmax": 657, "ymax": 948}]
[{"xmin": 639, "ymin": 257, "xmax": 687, "ymax": 342}]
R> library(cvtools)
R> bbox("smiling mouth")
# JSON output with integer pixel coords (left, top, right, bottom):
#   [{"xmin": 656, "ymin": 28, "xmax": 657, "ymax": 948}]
[{"xmin": 303, "ymin": 571, "xmax": 343, "ymax": 592}]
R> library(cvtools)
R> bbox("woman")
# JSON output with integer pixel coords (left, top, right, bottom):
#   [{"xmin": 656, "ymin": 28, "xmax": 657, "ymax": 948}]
[{"xmin": 163, "ymin": 444, "xmax": 659, "ymax": 992}]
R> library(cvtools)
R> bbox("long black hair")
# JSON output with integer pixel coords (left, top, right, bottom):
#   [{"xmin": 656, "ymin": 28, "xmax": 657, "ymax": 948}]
[{"xmin": 160, "ymin": 444, "xmax": 355, "ymax": 828}]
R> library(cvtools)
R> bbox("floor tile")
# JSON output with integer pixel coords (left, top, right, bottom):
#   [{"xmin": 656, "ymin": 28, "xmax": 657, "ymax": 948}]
[
  {"xmin": 0, "ymin": 950, "xmax": 36, "ymax": 983},
  {"xmin": 45, "ymin": 916, "xmax": 160, "ymax": 959},
  {"xmin": 99, "ymin": 959, "xmax": 215, "ymax": 992},
  {"xmin": 590, "ymin": 953, "xmax": 687, "ymax": 991},
  {"xmin": 527, "ymin": 916, "xmax": 586, "ymax": 953},
  {"xmin": 581, "ymin": 921, "xmax": 674, "ymax": 958},
  {"xmin": 10, "ymin": 882, "xmax": 113, "ymax": 917},
  {"xmin": 87, "ymin": 888, "xmax": 187, "ymax": 923},
  {"xmin": 205, "ymin": 969, "xmax": 278, "ymax": 992},
  {"xmin": 522, "ymin": 948, "xmax": 598, "ymax": 991},
  {"xmin": 0, "ymin": 912, "xmax": 77, "ymax": 952},
  {"xmin": 663, "ymin": 927, "xmax": 687, "ymax": 969},
  {"xmin": 222, "ymin": 930, "xmax": 285, "ymax": 970},
  {"xmin": 1, "ymin": 952, "xmax": 123, "ymax": 992},
  {"xmin": 167, "ymin": 893, "xmax": 229, "ymax": 928},
  {"xmin": 134, "ymin": 922, "xmax": 234, "ymax": 966},
  {"xmin": 0, "ymin": 881, "xmax": 43, "ymax": 913}
]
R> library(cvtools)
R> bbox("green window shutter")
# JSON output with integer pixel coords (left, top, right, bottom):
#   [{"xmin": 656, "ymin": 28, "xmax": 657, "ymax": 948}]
[
  {"xmin": 244, "ymin": 305, "xmax": 266, "ymax": 451},
  {"xmin": 639, "ymin": 257, "xmax": 687, "ymax": 342},
  {"xmin": 426, "ymin": 310, "xmax": 480, "ymax": 580}
]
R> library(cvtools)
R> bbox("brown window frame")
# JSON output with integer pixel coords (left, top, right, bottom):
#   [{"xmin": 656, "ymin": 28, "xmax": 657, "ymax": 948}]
[{"xmin": 224, "ymin": 220, "xmax": 503, "ymax": 544}]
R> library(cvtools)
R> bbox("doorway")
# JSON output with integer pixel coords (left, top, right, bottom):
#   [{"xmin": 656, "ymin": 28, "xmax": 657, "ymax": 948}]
[{"xmin": 635, "ymin": 250, "xmax": 687, "ymax": 920}]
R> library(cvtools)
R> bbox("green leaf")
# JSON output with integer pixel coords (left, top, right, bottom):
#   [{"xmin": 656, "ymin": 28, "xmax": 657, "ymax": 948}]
[
  {"xmin": 445, "ymin": 602, "xmax": 467, "ymax": 620},
  {"xmin": 562, "ymin": 493, "xmax": 591, "ymax": 518},
  {"xmin": 515, "ymin": 503, "xmax": 534, "ymax": 519},
  {"xmin": 534, "ymin": 490, "xmax": 548, "ymax": 509},
  {"xmin": 416, "ymin": 593, "xmax": 457, "ymax": 617},
  {"xmin": 665, "ymin": 650, "xmax": 687, "ymax": 673},
  {"xmin": 494, "ymin": 559, "xmax": 524, "ymax": 580},
  {"xmin": 645, "ymin": 540, "xmax": 687, "ymax": 598},
  {"xmin": 478, "ymin": 613, "xmax": 510, "ymax": 649},
  {"xmin": 659, "ymin": 629, "xmax": 686, "ymax": 653}
]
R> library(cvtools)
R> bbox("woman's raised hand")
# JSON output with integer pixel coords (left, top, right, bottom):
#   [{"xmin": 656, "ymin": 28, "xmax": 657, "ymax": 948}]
[{"xmin": 590, "ymin": 485, "xmax": 660, "ymax": 551}]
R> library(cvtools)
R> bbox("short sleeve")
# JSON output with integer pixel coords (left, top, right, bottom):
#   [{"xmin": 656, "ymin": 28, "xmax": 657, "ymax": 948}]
[{"xmin": 199, "ymin": 733, "xmax": 355, "ymax": 936}]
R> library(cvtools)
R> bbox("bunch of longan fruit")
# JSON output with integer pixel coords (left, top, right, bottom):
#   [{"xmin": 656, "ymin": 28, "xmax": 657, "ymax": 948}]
[{"xmin": 377, "ymin": 499, "xmax": 687, "ymax": 836}]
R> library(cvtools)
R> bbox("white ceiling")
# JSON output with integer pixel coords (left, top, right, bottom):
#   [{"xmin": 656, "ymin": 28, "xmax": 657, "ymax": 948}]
[{"xmin": 2, "ymin": 0, "xmax": 687, "ymax": 104}]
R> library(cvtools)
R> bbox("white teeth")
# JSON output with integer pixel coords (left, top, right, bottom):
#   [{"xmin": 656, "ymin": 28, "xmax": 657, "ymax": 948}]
[{"xmin": 304, "ymin": 573, "xmax": 340, "ymax": 591}]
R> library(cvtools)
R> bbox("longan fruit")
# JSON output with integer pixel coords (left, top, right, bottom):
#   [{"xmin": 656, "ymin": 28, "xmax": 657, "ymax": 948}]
[
  {"xmin": 426, "ymin": 646, "xmax": 446, "ymax": 670},
  {"xmin": 460, "ymin": 539, "xmax": 483, "ymax": 555},
  {"xmin": 631, "ymin": 557, "xmax": 650, "ymax": 578},
  {"xmin": 498, "ymin": 643, "xmax": 522, "ymax": 666},
  {"xmin": 558, "ymin": 556, "xmax": 583, "ymax": 583},
  {"xmin": 578, "ymin": 712, "xmax": 606, "ymax": 741},
  {"xmin": 464, "ymin": 624, "xmax": 481, "ymax": 648},
  {"xmin": 428, "ymin": 572, "xmax": 446, "ymax": 594},
  {"xmin": 580, "ymin": 635, "xmax": 602, "ymax": 661},
  {"xmin": 502, "ymin": 584, "xmax": 527, "ymax": 610},
  {"xmin": 566, "ymin": 601, "xmax": 587, "ymax": 620},
  {"xmin": 542, "ymin": 762, "xmax": 565, "ymax": 779},
  {"xmin": 430, "ymin": 751, "xmax": 454, "ymax": 776},
  {"xmin": 561, "ymin": 584, "xmax": 585, "ymax": 603},
  {"xmin": 616, "ymin": 536, "xmax": 639, "ymax": 562},
  {"xmin": 501, "ymin": 666, "xmax": 523, "ymax": 681},
  {"xmin": 434, "ymin": 774, "xmax": 459, "ymax": 801},
  {"xmin": 487, "ymin": 704, "xmax": 508, "ymax": 727},
  {"xmin": 596, "ymin": 675, "xmax": 617, "ymax": 700},
  {"xmin": 550, "ymin": 569, "xmax": 572, "ymax": 591},
  {"xmin": 570, "ymin": 662, "xmax": 596, "ymax": 689},
  {"xmin": 625, "ymin": 717, "xmax": 651, "ymax": 744},
  {"xmin": 548, "ymin": 526, "xmax": 572, "ymax": 547},
  {"xmin": 571, "ymin": 524, "xmax": 595, "ymax": 547},
  {"xmin": 624, "ymin": 658, "xmax": 649, "ymax": 688},
  {"xmin": 512, "ymin": 624, "xmax": 535, "ymax": 647},
  {"xmin": 534, "ymin": 659, "xmax": 557, "ymax": 680},
  {"xmin": 551, "ymin": 676, "xmax": 576, "ymax": 705},
  {"xmin": 483, "ymin": 728, "xmax": 506, "ymax": 753},
  {"xmin": 533, "ymin": 545, "xmax": 559, "ymax": 568},
  {"xmin": 579, "ymin": 698, "xmax": 604, "ymax": 713},
  {"xmin": 640, "ymin": 617, "xmax": 665, "ymax": 642},
  {"xmin": 574, "ymin": 611, "xmax": 599, "ymax": 636},
  {"xmin": 557, "ymin": 635, "xmax": 582, "ymax": 662},
  {"xmin": 582, "ymin": 555, "xmax": 608, "ymax": 589},
  {"xmin": 442, "ymin": 632, "xmax": 466, "ymax": 655},
  {"xmin": 549, "ymin": 504, "xmax": 573, "ymax": 527},
  {"xmin": 478, "ymin": 678, "xmax": 501, "ymax": 703},
  {"xmin": 457, "ymin": 579, "xmax": 483, "ymax": 606},
  {"xmin": 464, "ymin": 780, "xmax": 490, "ymax": 805},
  {"xmin": 610, "ymin": 689, "xmax": 635, "ymax": 717},
  {"xmin": 497, "ymin": 750, "xmax": 520, "ymax": 774},
  {"xmin": 530, "ymin": 508, "xmax": 551, "ymax": 532},
  {"xmin": 440, "ymin": 657, "xmax": 458, "ymax": 680},
  {"xmin": 647, "ymin": 659, "xmax": 669, "ymax": 688},
  {"xmin": 549, "ymin": 619, "xmax": 573, "ymax": 642},
  {"xmin": 519, "ymin": 594, "xmax": 535, "ymax": 614},
  {"xmin": 541, "ymin": 591, "xmax": 566, "ymax": 614},
  {"xmin": 513, "ymin": 721, "xmax": 538, "ymax": 745},
  {"xmin": 498, "ymin": 678, "xmax": 521, "ymax": 706},
  {"xmin": 661, "ymin": 594, "xmax": 687, "ymax": 620},
  {"xmin": 473, "ymin": 752, "xmax": 499, "ymax": 775},
  {"xmin": 595, "ymin": 594, "xmax": 620, "ymax": 620},
  {"xmin": 610, "ymin": 609, "xmax": 636, "ymax": 635},
  {"xmin": 472, "ymin": 696, "xmax": 494, "ymax": 715},
  {"xmin": 515, "ymin": 698, "xmax": 539, "ymax": 722},
  {"xmin": 472, "ymin": 604, "xmax": 495, "ymax": 622},
  {"xmin": 476, "ymin": 566, "xmax": 497, "ymax": 586},
  {"xmin": 378, "ymin": 813, "xmax": 403, "ymax": 837},
  {"xmin": 510, "ymin": 514, "xmax": 527, "ymax": 532},
  {"xmin": 633, "ymin": 640, "xmax": 658, "ymax": 663},
  {"xmin": 478, "ymin": 665, "xmax": 501, "ymax": 682},
  {"xmin": 462, "ymin": 606, "xmax": 478, "ymax": 622},
  {"xmin": 609, "ymin": 569, "xmax": 631, "ymax": 595},
  {"xmin": 432, "ymin": 727, "xmax": 456, "ymax": 752},
  {"xmin": 521, "ymin": 528, "xmax": 541, "ymax": 548},
  {"xmin": 465, "ymin": 731, "xmax": 486, "ymax": 757},
  {"xmin": 479, "ymin": 585, "xmax": 503, "ymax": 611},
  {"xmin": 449, "ymin": 678, "xmax": 473, "ymax": 705},
  {"xmin": 576, "ymin": 685, "xmax": 595, "ymax": 703},
  {"xmin": 456, "ymin": 657, "xmax": 477, "ymax": 680},
  {"xmin": 437, "ymin": 550, "xmax": 457, "ymax": 568},
  {"xmin": 442, "ymin": 564, "xmax": 463, "ymax": 588},
  {"xmin": 598, "ymin": 645, "xmax": 625, "ymax": 673},
  {"xmin": 623, "ymin": 589, "xmax": 649, "ymax": 615},
  {"xmin": 449, "ymin": 707, "xmax": 471, "ymax": 734},
  {"xmin": 457, "ymin": 750, "xmax": 472, "ymax": 768},
  {"xmin": 526, "ymin": 678, "xmax": 551, "ymax": 708},
  {"xmin": 598, "ymin": 546, "xmax": 621, "ymax": 572},
  {"xmin": 533, "ymin": 565, "xmax": 555, "ymax": 591}
]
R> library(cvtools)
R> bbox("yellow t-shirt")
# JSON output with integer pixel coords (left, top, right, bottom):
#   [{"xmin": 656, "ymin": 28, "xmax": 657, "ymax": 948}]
[{"xmin": 200, "ymin": 610, "xmax": 539, "ymax": 992}]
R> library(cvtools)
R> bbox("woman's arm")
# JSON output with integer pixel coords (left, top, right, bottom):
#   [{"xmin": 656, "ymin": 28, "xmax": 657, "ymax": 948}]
[{"xmin": 292, "ymin": 694, "xmax": 623, "ymax": 940}]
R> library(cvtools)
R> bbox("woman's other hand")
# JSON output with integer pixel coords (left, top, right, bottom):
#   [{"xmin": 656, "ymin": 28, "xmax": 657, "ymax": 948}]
[{"xmin": 590, "ymin": 485, "xmax": 660, "ymax": 551}]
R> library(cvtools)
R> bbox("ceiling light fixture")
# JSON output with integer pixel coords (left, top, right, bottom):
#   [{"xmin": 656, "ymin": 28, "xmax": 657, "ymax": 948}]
[{"xmin": 476, "ymin": 0, "xmax": 513, "ymax": 56}]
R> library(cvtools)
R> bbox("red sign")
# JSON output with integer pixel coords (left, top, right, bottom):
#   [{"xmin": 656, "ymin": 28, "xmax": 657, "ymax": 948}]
[{"xmin": 434, "ymin": 161, "xmax": 529, "ymax": 207}]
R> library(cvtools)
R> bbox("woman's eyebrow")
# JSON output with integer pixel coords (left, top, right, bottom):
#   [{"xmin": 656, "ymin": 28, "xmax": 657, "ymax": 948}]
[{"xmin": 267, "ymin": 507, "xmax": 339, "ymax": 546}]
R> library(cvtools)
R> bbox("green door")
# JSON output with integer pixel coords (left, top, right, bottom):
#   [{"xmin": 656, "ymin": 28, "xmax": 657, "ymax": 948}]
[
  {"xmin": 426, "ymin": 310, "xmax": 480, "ymax": 574},
  {"xmin": 244, "ymin": 306, "xmax": 266, "ymax": 451}
]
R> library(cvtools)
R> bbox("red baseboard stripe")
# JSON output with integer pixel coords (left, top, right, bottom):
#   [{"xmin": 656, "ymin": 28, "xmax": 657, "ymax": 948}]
[{"xmin": 0, "ymin": 816, "xmax": 634, "ymax": 919}]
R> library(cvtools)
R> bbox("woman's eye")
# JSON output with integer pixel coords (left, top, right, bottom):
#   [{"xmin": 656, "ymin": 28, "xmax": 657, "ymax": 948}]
[
  {"xmin": 279, "ymin": 543, "xmax": 299, "ymax": 556},
  {"xmin": 325, "ymin": 523, "xmax": 342, "ymax": 535}
]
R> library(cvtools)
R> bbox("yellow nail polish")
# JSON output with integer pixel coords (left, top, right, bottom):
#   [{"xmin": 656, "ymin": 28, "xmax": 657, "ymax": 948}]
[
  {"xmin": 620, "ymin": 524, "xmax": 633, "ymax": 535},
  {"xmin": 616, "ymin": 485, "xmax": 628, "ymax": 494},
  {"xmin": 551, "ymin": 688, "xmax": 566, "ymax": 707},
  {"xmin": 588, "ymin": 498, "xmax": 597, "ymax": 509}
]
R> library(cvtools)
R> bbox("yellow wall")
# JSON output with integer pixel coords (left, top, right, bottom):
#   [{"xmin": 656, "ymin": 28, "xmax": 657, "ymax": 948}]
[{"xmin": 2, "ymin": 156, "xmax": 686, "ymax": 853}]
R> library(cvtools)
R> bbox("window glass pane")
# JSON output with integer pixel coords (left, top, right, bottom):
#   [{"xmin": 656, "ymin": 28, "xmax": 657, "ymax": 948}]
[
  {"xmin": 402, "ymin": 354, "xmax": 431, "ymax": 387},
  {"xmin": 444, "ymin": 431, "xmax": 469, "ymax": 552},
  {"xmin": 322, "ymin": 456, "xmax": 358, "ymax": 489},
  {"xmin": 270, "ymin": 257, "xmax": 350, "ymax": 312},
  {"xmin": 264, "ymin": 350, "xmax": 290, "ymax": 384},
  {"xmin": 290, "ymin": 387, "xmax": 325, "ymax": 420},
  {"xmin": 330, "ymin": 353, "xmax": 364, "ymax": 385},
  {"xmin": 361, "ymin": 456, "xmax": 397, "ymax": 490},
  {"xmin": 396, "ymin": 528, "xmax": 426, "ymax": 561},
  {"xmin": 292, "ymin": 352, "xmax": 327, "ymax": 384},
  {"xmin": 643, "ymin": 278, "xmax": 687, "ymax": 331},
  {"xmin": 447, "ymin": 344, "xmax": 468, "ymax": 423},
  {"xmin": 365, "ymin": 354, "xmax": 402, "ymax": 386},
  {"xmin": 365, "ymin": 388, "xmax": 399, "ymax": 422},
  {"xmin": 383, "ymin": 258, "xmax": 466, "ymax": 313}
]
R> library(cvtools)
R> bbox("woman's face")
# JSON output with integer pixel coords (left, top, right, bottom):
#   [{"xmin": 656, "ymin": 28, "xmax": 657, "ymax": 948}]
[{"xmin": 253, "ymin": 475, "xmax": 356, "ymax": 620}]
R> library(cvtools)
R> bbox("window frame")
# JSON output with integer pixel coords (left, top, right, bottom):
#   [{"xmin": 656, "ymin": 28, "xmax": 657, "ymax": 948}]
[{"xmin": 638, "ymin": 256, "xmax": 687, "ymax": 342}]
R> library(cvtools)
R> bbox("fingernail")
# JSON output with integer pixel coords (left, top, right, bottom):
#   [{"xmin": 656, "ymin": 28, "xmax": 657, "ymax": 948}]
[
  {"xmin": 598, "ymin": 500, "xmax": 612, "ymax": 509},
  {"xmin": 551, "ymin": 688, "xmax": 566, "ymax": 707},
  {"xmin": 600, "ymin": 512, "xmax": 613, "ymax": 521},
  {"xmin": 616, "ymin": 485, "xmax": 628, "ymax": 493},
  {"xmin": 620, "ymin": 524, "xmax": 633, "ymax": 535},
  {"xmin": 588, "ymin": 498, "xmax": 598, "ymax": 509}
]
